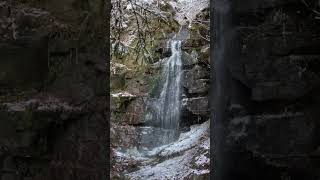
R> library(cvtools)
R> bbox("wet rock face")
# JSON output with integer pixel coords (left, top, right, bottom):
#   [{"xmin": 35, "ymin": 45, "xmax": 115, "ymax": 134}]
[
  {"xmin": 213, "ymin": 0, "xmax": 320, "ymax": 179},
  {"xmin": 122, "ymin": 98, "xmax": 146, "ymax": 125},
  {"xmin": 181, "ymin": 59, "xmax": 210, "ymax": 127},
  {"xmin": 181, "ymin": 97, "xmax": 209, "ymax": 127},
  {"xmin": 183, "ymin": 65, "xmax": 210, "ymax": 94},
  {"xmin": 183, "ymin": 97, "xmax": 209, "ymax": 116}
]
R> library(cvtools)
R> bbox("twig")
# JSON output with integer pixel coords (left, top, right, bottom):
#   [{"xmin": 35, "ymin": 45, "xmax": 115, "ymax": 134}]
[{"xmin": 301, "ymin": 0, "xmax": 320, "ymax": 16}]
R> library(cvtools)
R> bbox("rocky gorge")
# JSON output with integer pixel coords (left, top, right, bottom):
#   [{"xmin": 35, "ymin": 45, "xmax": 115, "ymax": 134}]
[
  {"xmin": 0, "ymin": 0, "xmax": 318, "ymax": 179},
  {"xmin": 110, "ymin": 0, "xmax": 210, "ymax": 179}
]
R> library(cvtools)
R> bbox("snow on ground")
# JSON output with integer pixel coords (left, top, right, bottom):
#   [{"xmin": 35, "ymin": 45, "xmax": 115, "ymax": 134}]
[
  {"xmin": 147, "ymin": 120, "xmax": 209, "ymax": 157},
  {"xmin": 127, "ymin": 141, "xmax": 210, "ymax": 180},
  {"xmin": 128, "ymin": 148, "xmax": 196, "ymax": 180},
  {"xmin": 125, "ymin": 120, "xmax": 210, "ymax": 180},
  {"xmin": 114, "ymin": 148, "xmax": 149, "ymax": 162},
  {"xmin": 195, "ymin": 153, "xmax": 210, "ymax": 166},
  {"xmin": 200, "ymin": 138, "xmax": 210, "ymax": 150}
]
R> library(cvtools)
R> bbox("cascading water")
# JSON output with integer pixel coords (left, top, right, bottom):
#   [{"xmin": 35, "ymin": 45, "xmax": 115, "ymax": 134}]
[
  {"xmin": 139, "ymin": 40, "xmax": 183, "ymax": 151},
  {"xmin": 158, "ymin": 40, "xmax": 182, "ymax": 129}
]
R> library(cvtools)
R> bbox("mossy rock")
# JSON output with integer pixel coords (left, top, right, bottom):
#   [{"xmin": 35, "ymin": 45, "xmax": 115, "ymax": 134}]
[
  {"xmin": 111, "ymin": 96, "xmax": 135, "ymax": 113},
  {"xmin": 111, "ymin": 73, "xmax": 126, "ymax": 91},
  {"xmin": 146, "ymin": 73, "xmax": 163, "ymax": 98}
]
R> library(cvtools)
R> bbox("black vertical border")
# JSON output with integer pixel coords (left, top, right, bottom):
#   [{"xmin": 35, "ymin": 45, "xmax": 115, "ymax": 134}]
[
  {"xmin": 210, "ymin": 0, "xmax": 235, "ymax": 179},
  {"xmin": 106, "ymin": 0, "xmax": 111, "ymax": 179},
  {"xmin": 210, "ymin": 0, "xmax": 214, "ymax": 179}
]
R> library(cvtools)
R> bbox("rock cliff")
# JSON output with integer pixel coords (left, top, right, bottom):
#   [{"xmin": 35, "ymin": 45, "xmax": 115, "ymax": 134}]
[
  {"xmin": 212, "ymin": 0, "xmax": 320, "ymax": 179},
  {"xmin": 0, "ymin": 0, "xmax": 108, "ymax": 179}
]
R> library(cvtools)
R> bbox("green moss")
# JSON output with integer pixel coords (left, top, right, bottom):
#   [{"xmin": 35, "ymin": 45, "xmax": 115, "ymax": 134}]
[{"xmin": 146, "ymin": 72, "xmax": 164, "ymax": 98}]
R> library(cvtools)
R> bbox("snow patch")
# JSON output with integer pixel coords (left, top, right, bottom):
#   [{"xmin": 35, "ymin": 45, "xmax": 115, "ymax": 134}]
[
  {"xmin": 200, "ymin": 138, "xmax": 210, "ymax": 150},
  {"xmin": 111, "ymin": 92, "xmax": 135, "ymax": 98},
  {"xmin": 192, "ymin": 169, "xmax": 210, "ymax": 175},
  {"xmin": 128, "ymin": 152, "xmax": 192, "ymax": 180},
  {"xmin": 195, "ymin": 154, "xmax": 209, "ymax": 166}
]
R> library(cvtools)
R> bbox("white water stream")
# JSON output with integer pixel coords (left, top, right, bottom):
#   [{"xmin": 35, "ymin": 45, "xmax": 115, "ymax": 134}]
[{"xmin": 158, "ymin": 40, "xmax": 183, "ymax": 129}]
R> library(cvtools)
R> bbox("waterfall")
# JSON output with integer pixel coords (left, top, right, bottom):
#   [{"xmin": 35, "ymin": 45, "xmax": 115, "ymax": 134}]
[
  {"xmin": 140, "ymin": 40, "xmax": 183, "ymax": 149},
  {"xmin": 158, "ymin": 40, "xmax": 182, "ymax": 129}
]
